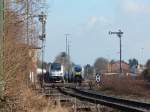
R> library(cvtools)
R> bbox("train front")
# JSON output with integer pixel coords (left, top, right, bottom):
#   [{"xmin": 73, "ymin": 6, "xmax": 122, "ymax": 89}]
[
  {"xmin": 49, "ymin": 63, "xmax": 64, "ymax": 82},
  {"xmin": 73, "ymin": 65, "xmax": 83, "ymax": 83}
]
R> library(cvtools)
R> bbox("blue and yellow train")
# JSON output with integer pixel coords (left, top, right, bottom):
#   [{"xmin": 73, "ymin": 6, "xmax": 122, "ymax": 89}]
[
  {"xmin": 71, "ymin": 65, "xmax": 83, "ymax": 83},
  {"xmin": 66, "ymin": 65, "xmax": 83, "ymax": 83},
  {"xmin": 64, "ymin": 65, "xmax": 83, "ymax": 83}
]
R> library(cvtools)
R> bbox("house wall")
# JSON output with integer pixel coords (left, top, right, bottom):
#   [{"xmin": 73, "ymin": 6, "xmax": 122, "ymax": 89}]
[{"xmin": 111, "ymin": 62, "xmax": 129, "ymax": 73}]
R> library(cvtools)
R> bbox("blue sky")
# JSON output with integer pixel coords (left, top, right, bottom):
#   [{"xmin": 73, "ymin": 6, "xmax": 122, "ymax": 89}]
[{"xmin": 45, "ymin": 0, "xmax": 150, "ymax": 65}]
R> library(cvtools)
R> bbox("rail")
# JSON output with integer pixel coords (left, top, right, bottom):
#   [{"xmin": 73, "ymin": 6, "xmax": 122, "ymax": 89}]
[{"xmin": 58, "ymin": 87, "xmax": 150, "ymax": 112}]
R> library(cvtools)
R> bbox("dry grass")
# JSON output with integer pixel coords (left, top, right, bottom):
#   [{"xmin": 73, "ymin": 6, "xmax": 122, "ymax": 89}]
[
  {"xmin": 1, "ymin": 1, "xmax": 70, "ymax": 112},
  {"xmin": 97, "ymin": 75, "xmax": 150, "ymax": 97},
  {"xmin": 44, "ymin": 105, "xmax": 69, "ymax": 112},
  {"xmin": 21, "ymin": 88, "xmax": 70, "ymax": 112},
  {"xmin": 0, "ymin": 1, "xmax": 60, "ymax": 112}
]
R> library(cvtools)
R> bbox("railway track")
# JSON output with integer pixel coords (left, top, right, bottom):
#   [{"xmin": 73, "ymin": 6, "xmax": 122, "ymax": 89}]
[
  {"xmin": 58, "ymin": 86, "xmax": 150, "ymax": 112},
  {"xmin": 42, "ymin": 86, "xmax": 98, "ymax": 112}
]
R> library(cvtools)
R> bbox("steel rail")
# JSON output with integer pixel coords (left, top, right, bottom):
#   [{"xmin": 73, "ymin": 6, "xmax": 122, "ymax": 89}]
[
  {"xmin": 71, "ymin": 87, "xmax": 150, "ymax": 110},
  {"xmin": 58, "ymin": 87, "xmax": 149, "ymax": 112}
]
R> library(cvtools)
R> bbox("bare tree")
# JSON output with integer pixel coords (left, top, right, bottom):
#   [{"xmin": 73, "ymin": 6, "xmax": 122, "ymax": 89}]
[
  {"xmin": 142, "ymin": 59, "xmax": 150, "ymax": 82},
  {"xmin": 94, "ymin": 57, "xmax": 109, "ymax": 73},
  {"xmin": 54, "ymin": 52, "xmax": 71, "ymax": 71},
  {"xmin": 0, "ymin": 0, "xmax": 47, "ymax": 111}
]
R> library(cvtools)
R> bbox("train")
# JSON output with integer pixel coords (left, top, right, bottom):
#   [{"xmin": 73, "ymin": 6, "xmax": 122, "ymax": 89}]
[
  {"xmin": 48, "ymin": 63, "xmax": 65, "ymax": 82},
  {"xmin": 45, "ymin": 63, "xmax": 83, "ymax": 83},
  {"xmin": 71, "ymin": 65, "xmax": 83, "ymax": 83}
]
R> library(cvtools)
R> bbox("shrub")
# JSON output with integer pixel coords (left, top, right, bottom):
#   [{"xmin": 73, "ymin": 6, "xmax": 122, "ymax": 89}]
[
  {"xmin": 100, "ymin": 75, "xmax": 150, "ymax": 97},
  {"xmin": 142, "ymin": 69, "xmax": 150, "ymax": 82}
]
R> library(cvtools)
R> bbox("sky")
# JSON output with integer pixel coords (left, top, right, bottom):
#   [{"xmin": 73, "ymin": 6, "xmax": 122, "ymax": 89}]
[{"xmin": 44, "ymin": 0, "xmax": 150, "ymax": 65}]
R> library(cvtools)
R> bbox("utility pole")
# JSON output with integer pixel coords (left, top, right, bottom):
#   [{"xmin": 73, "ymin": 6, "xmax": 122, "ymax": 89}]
[
  {"xmin": 0, "ymin": 0, "xmax": 5, "ymax": 96},
  {"xmin": 26, "ymin": 0, "xmax": 30, "ymax": 86},
  {"xmin": 65, "ymin": 34, "xmax": 71, "ymax": 82},
  {"xmin": 141, "ymin": 48, "xmax": 144, "ymax": 64},
  {"xmin": 68, "ymin": 39, "xmax": 71, "ymax": 65},
  {"xmin": 109, "ymin": 29, "xmax": 123, "ymax": 74},
  {"xmin": 68, "ymin": 39, "xmax": 71, "ymax": 73},
  {"xmin": 65, "ymin": 34, "xmax": 70, "ymax": 56},
  {"xmin": 26, "ymin": 0, "xmax": 29, "ymax": 44},
  {"xmin": 39, "ymin": 12, "xmax": 47, "ymax": 86}
]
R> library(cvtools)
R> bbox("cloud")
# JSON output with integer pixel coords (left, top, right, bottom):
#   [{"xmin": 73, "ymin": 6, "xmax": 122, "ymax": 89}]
[
  {"xmin": 122, "ymin": 0, "xmax": 150, "ymax": 14},
  {"xmin": 85, "ymin": 16, "xmax": 111, "ymax": 31},
  {"xmin": 88, "ymin": 16, "xmax": 109, "ymax": 26},
  {"xmin": 87, "ymin": 16, "xmax": 98, "ymax": 28},
  {"xmin": 77, "ymin": 16, "xmax": 113, "ymax": 36}
]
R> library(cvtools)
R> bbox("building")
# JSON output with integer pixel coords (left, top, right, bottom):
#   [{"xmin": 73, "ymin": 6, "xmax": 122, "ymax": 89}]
[
  {"xmin": 110, "ymin": 61, "xmax": 129, "ymax": 73},
  {"xmin": 28, "ymin": 45, "xmax": 41, "ymax": 84}
]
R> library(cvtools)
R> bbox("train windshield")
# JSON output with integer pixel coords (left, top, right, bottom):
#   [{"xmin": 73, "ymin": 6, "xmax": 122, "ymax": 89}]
[
  {"xmin": 74, "ymin": 66, "xmax": 82, "ymax": 72},
  {"xmin": 51, "ymin": 63, "xmax": 61, "ymax": 71}
]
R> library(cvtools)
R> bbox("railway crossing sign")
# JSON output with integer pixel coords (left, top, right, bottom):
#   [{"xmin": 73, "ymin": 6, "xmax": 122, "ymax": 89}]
[{"xmin": 96, "ymin": 73, "xmax": 101, "ymax": 83}]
